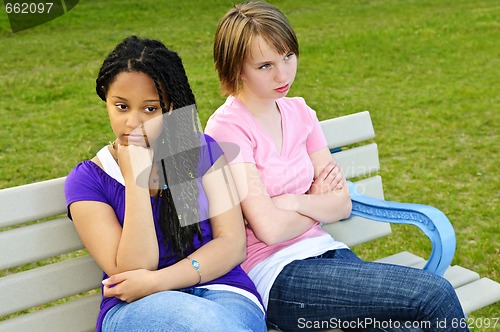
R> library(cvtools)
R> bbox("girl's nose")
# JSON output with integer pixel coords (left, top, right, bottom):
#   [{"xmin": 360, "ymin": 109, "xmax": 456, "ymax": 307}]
[
  {"xmin": 275, "ymin": 64, "xmax": 287, "ymax": 83},
  {"xmin": 126, "ymin": 111, "xmax": 142, "ymax": 129}
]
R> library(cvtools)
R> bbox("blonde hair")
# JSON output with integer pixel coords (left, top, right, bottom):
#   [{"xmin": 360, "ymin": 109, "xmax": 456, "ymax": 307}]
[{"xmin": 214, "ymin": 1, "xmax": 299, "ymax": 96}]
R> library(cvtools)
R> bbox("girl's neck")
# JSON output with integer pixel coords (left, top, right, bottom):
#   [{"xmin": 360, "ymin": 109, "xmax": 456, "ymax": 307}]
[{"xmin": 236, "ymin": 92, "xmax": 277, "ymax": 118}]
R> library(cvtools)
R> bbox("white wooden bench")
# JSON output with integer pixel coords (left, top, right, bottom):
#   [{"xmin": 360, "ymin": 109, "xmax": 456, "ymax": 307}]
[{"xmin": 1, "ymin": 111, "xmax": 499, "ymax": 332}]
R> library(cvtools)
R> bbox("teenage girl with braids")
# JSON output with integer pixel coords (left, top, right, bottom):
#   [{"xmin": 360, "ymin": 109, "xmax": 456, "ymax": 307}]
[
  {"xmin": 205, "ymin": 2, "xmax": 468, "ymax": 331},
  {"xmin": 64, "ymin": 36, "xmax": 266, "ymax": 332}
]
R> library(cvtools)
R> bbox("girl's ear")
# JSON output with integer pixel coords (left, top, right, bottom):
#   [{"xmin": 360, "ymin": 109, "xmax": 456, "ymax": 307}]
[
  {"xmin": 164, "ymin": 101, "xmax": 173, "ymax": 114},
  {"xmin": 161, "ymin": 89, "xmax": 172, "ymax": 112},
  {"xmin": 101, "ymin": 86, "xmax": 107, "ymax": 100},
  {"xmin": 239, "ymin": 69, "xmax": 246, "ymax": 82},
  {"xmin": 236, "ymin": 76, "xmax": 244, "ymax": 94}
]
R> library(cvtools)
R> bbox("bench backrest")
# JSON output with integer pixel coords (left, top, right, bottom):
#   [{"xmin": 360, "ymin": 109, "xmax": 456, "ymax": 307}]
[
  {"xmin": 0, "ymin": 178, "xmax": 102, "ymax": 332},
  {"xmin": 0, "ymin": 111, "xmax": 389, "ymax": 331},
  {"xmin": 320, "ymin": 111, "xmax": 391, "ymax": 246}
]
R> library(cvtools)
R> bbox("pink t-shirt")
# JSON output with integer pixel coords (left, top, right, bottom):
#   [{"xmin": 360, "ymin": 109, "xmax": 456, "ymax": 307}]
[{"xmin": 205, "ymin": 96, "xmax": 331, "ymax": 272}]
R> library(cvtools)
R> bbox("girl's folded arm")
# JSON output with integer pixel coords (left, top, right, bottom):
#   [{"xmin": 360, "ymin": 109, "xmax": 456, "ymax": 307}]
[{"xmin": 228, "ymin": 162, "xmax": 316, "ymax": 246}]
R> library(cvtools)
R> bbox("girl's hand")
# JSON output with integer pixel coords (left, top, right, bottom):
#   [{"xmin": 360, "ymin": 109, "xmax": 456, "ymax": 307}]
[
  {"xmin": 308, "ymin": 161, "xmax": 345, "ymax": 195},
  {"xmin": 102, "ymin": 269, "xmax": 159, "ymax": 303},
  {"xmin": 115, "ymin": 143, "xmax": 155, "ymax": 187}
]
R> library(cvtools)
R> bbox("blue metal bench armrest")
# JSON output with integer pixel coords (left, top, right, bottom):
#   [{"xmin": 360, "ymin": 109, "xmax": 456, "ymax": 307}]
[{"xmin": 347, "ymin": 181, "xmax": 456, "ymax": 276}]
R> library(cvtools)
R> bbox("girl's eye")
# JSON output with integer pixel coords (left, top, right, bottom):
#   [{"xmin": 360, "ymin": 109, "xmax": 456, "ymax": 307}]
[
  {"xmin": 284, "ymin": 53, "xmax": 294, "ymax": 61},
  {"xmin": 116, "ymin": 104, "xmax": 128, "ymax": 111},
  {"xmin": 259, "ymin": 64, "xmax": 271, "ymax": 69},
  {"xmin": 145, "ymin": 106, "xmax": 158, "ymax": 114}
]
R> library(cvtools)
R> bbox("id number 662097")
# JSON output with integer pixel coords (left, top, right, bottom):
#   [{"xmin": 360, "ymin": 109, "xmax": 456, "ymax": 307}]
[{"xmin": 5, "ymin": 2, "xmax": 53, "ymax": 14}]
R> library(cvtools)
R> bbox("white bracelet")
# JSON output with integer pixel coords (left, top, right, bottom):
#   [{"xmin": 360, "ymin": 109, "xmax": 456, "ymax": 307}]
[{"xmin": 187, "ymin": 257, "xmax": 202, "ymax": 285}]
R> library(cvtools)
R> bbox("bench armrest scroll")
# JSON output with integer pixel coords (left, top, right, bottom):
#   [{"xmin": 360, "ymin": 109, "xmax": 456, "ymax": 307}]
[{"xmin": 347, "ymin": 181, "xmax": 456, "ymax": 276}]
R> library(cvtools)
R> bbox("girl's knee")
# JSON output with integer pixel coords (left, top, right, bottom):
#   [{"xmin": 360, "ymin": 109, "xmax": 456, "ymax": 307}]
[{"xmin": 425, "ymin": 273, "xmax": 456, "ymax": 299}]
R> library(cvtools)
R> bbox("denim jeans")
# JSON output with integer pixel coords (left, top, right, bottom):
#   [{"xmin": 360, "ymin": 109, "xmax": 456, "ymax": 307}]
[
  {"xmin": 102, "ymin": 288, "xmax": 267, "ymax": 331},
  {"xmin": 267, "ymin": 249, "xmax": 468, "ymax": 332}
]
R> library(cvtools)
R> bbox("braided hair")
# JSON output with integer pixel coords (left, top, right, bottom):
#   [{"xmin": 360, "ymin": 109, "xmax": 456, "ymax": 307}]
[{"xmin": 96, "ymin": 36, "xmax": 202, "ymax": 259}]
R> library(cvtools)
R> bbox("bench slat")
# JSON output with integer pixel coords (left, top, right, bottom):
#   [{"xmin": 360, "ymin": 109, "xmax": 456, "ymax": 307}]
[
  {"xmin": 455, "ymin": 278, "xmax": 500, "ymax": 314},
  {"xmin": 442, "ymin": 265, "xmax": 481, "ymax": 289},
  {"xmin": 0, "ymin": 217, "xmax": 84, "ymax": 270},
  {"xmin": 375, "ymin": 251, "xmax": 427, "ymax": 267},
  {"xmin": 333, "ymin": 143, "xmax": 380, "ymax": 179},
  {"xmin": 323, "ymin": 215, "xmax": 392, "ymax": 247},
  {"xmin": 409, "ymin": 262, "xmax": 482, "ymax": 289},
  {"xmin": 350, "ymin": 175, "xmax": 385, "ymax": 199},
  {"xmin": 322, "ymin": 176, "xmax": 392, "ymax": 247},
  {"xmin": 320, "ymin": 111, "xmax": 375, "ymax": 148},
  {"xmin": 0, "ymin": 177, "xmax": 67, "ymax": 228},
  {"xmin": 373, "ymin": 250, "xmax": 500, "ymax": 318},
  {"xmin": 0, "ymin": 294, "xmax": 100, "ymax": 332},
  {"xmin": 375, "ymin": 252, "xmax": 482, "ymax": 288},
  {"xmin": 373, "ymin": 252, "xmax": 499, "ymax": 315},
  {"xmin": 0, "ymin": 256, "xmax": 102, "ymax": 316}
]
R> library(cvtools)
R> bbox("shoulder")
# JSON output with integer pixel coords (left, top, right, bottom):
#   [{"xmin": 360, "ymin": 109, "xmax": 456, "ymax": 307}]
[
  {"xmin": 205, "ymin": 97, "xmax": 254, "ymax": 144},
  {"xmin": 66, "ymin": 160, "xmax": 101, "ymax": 184},
  {"xmin": 206, "ymin": 96, "xmax": 249, "ymax": 129},
  {"xmin": 65, "ymin": 157, "xmax": 123, "ymax": 205},
  {"xmin": 211, "ymin": 95, "xmax": 242, "ymax": 115},
  {"xmin": 278, "ymin": 96, "xmax": 318, "ymax": 121},
  {"xmin": 64, "ymin": 160, "xmax": 121, "ymax": 220},
  {"xmin": 200, "ymin": 133, "xmax": 222, "ymax": 158},
  {"xmin": 65, "ymin": 159, "xmax": 114, "ymax": 197},
  {"xmin": 202, "ymin": 133, "xmax": 217, "ymax": 146},
  {"xmin": 198, "ymin": 133, "xmax": 224, "ymax": 171},
  {"xmin": 207, "ymin": 96, "xmax": 252, "ymax": 129},
  {"xmin": 64, "ymin": 160, "xmax": 104, "ymax": 201}
]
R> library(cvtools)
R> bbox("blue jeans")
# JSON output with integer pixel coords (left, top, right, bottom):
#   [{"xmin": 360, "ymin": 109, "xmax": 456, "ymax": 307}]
[
  {"xmin": 102, "ymin": 288, "xmax": 267, "ymax": 331},
  {"xmin": 267, "ymin": 249, "xmax": 468, "ymax": 332}
]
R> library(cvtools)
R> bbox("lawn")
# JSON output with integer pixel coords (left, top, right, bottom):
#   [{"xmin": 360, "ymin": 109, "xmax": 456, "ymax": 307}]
[{"xmin": 1, "ymin": 0, "xmax": 498, "ymax": 327}]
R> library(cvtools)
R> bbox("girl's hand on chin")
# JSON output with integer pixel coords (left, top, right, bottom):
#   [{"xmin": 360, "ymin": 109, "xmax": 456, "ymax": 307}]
[{"xmin": 116, "ymin": 144, "xmax": 155, "ymax": 187}]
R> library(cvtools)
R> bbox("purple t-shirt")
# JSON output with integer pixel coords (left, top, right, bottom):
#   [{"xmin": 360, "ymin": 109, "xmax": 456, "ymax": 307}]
[{"xmin": 65, "ymin": 134, "xmax": 262, "ymax": 331}]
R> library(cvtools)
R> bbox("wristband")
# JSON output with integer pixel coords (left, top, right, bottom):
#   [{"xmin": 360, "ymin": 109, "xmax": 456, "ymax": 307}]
[{"xmin": 187, "ymin": 257, "xmax": 202, "ymax": 285}]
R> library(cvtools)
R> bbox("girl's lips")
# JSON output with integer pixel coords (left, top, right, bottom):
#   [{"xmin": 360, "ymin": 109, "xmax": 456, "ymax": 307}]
[
  {"xmin": 275, "ymin": 84, "xmax": 290, "ymax": 93},
  {"xmin": 126, "ymin": 134, "xmax": 145, "ymax": 143}
]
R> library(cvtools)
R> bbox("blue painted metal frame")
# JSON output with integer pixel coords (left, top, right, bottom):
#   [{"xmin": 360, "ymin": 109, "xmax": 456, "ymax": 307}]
[{"xmin": 347, "ymin": 181, "xmax": 456, "ymax": 276}]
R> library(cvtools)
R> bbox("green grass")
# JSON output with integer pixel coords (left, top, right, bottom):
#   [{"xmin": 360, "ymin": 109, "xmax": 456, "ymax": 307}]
[{"xmin": 1, "ymin": 0, "xmax": 498, "ymax": 327}]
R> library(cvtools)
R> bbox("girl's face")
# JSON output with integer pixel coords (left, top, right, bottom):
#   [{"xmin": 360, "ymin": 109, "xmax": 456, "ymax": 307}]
[
  {"xmin": 239, "ymin": 35, "xmax": 297, "ymax": 101},
  {"xmin": 105, "ymin": 71, "xmax": 164, "ymax": 147}
]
